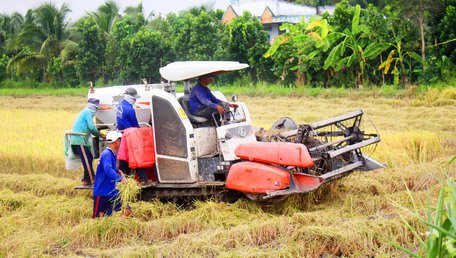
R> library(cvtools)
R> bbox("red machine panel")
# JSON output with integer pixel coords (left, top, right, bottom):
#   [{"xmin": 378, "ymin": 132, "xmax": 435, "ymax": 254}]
[
  {"xmin": 235, "ymin": 142, "xmax": 314, "ymax": 168},
  {"xmin": 123, "ymin": 127, "xmax": 155, "ymax": 169},
  {"xmin": 226, "ymin": 161, "xmax": 290, "ymax": 193}
]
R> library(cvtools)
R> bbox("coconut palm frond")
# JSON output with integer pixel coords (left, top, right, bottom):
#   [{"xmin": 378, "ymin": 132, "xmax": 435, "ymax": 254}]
[
  {"xmin": 92, "ymin": 0, "xmax": 120, "ymax": 34},
  {"xmin": 124, "ymin": 3, "xmax": 143, "ymax": 16},
  {"xmin": 17, "ymin": 53, "xmax": 45, "ymax": 75},
  {"xmin": 59, "ymin": 40, "xmax": 79, "ymax": 61}
]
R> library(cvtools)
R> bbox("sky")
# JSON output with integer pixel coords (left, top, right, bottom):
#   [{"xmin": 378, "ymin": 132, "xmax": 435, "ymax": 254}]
[{"xmin": 0, "ymin": 0, "xmax": 231, "ymax": 22}]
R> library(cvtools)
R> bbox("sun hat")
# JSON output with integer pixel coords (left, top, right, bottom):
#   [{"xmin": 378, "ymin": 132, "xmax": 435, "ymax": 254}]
[
  {"xmin": 87, "ymin": 98, "xmax": 100, "ymax": 108},
  {"xmin": 106, "ymin": 131, "xmax": 122, "ymax": 143},
  {"xmin": 124, "ymin": 87, "xmax": 140, "ymax": 99}
]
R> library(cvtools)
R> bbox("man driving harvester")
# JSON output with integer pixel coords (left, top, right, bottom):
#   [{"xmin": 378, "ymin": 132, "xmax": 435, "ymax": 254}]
[{"xmin": 189, "ymin": 74, "xmax": 238, "ymax": 124}]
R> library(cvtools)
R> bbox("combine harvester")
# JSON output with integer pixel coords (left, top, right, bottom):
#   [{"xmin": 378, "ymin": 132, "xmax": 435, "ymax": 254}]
[{"xmin": 81, "ymin": 61, "xmax": 384, "ymax": 201}]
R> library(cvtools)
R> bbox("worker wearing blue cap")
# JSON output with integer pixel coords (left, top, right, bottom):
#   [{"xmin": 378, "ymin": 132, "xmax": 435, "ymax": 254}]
[{"xmin": 70, "ymin": 98, "xmax": 103, "ymax": 186}]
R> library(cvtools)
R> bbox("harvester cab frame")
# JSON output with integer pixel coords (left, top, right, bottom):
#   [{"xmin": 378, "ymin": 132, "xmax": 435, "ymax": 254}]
[{"xmin": 80, "ymin": 61, "xmax": 385, "ymax": 201}]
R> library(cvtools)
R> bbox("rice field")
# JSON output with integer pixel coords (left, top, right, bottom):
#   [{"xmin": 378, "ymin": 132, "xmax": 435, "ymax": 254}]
[{"xmin": 0, "ymin": 90, "xmax": 455, "ymax": 257}]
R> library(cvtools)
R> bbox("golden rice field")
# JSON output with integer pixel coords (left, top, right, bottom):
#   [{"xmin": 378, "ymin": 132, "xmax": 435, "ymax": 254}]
[{"xmin": 0, "ymin": 89, "xmax": 455, "ymax": 257}]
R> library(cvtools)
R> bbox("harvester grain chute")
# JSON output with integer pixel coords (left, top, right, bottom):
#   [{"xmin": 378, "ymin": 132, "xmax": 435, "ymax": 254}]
[{"xmin": 69, "ymin": 61, "xmax": 384, "ymax": 202}]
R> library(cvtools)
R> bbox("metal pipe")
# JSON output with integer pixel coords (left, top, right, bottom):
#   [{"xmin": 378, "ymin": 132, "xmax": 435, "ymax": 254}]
[
  {"xmin": 321, "ymin": 161, "xmax": 363, "ymax": 180},
  {"xmin": 308, "ymin": 135, "xmax": 355, "ymax": 152},
  {"xmin": 327, "ymin": 136, "xmax": 381, "ymax": 158},
  {"xmin": 309, "ymin": 110, "xmax": 363, "ymax": 129}
]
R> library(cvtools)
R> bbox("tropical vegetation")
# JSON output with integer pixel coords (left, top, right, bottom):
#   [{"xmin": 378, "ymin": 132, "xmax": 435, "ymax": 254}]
[{"xmin": 0, "ymin": 0, "xmax": 455, "ymax": 87}]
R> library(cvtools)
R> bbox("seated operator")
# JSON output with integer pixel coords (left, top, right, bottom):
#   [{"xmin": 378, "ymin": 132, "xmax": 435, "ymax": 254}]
[{"xmin": 188, "ymin": 74, "xmax": 238, "ymax": 122}]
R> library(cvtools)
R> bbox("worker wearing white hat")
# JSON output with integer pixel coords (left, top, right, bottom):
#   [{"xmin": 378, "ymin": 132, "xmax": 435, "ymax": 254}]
[{"xmin": 92, "ymin": 131, "xmax": 128, "ymax": 218}]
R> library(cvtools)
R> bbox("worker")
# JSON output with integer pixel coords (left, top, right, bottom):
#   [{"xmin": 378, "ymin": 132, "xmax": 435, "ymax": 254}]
[
  {"xmin": 116, "ymin": 87, "xmax": 150, "ymax": 186},
  {"xmin": 92, "ymin": 131, "xmax": 128, "ymax": 218},
  {"xmin": 70, "ymin": 98, "xmax": 103, "ymax": 186},
  {"xmin": 116, "ymin": 87, "xmax": 140, "ymax": 130},
  {"xmin": 189, "ymin": 74, "xmax": 238, "ymax": 123}
]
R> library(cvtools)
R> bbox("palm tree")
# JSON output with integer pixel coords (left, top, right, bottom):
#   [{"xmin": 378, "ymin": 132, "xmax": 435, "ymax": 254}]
[
  {"xmin": 124, "ymin": 2, "xmax": 153, "ymax": 26},
  {"xmin": 124, "ymin": 2, "xmax": 143, "ymax": 16},
  {"xmin": 8, "ymin": 3, "xmax": 77, "ymax": 82},
  {"xmin": 90, "ymin": 1, "xmax": 120, "ymax": 35},
  {"xmin": 0, "ymin": 12, "xmax": 24, "ymax": 53}
]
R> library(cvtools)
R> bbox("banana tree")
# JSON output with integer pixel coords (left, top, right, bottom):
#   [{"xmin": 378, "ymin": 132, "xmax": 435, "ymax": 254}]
[
  {"xmin": 323, "ymin": 4, "xmax": 389, "ymax": 88},
  {"xmin": 378, "ymin": 37, "xmax": 422, "ymax": 85},
  {"xmin": 264, "ymin": 17, "xmax": 336, "ymax": 85}
]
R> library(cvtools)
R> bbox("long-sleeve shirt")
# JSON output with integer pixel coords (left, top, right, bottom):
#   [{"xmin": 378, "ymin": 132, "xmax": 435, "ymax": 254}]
[
  {"xmin": 70, "ymin": 108, "xmax": 101, "ymax": 146},
  {"xmin": 116, "ymin": 99, "xmax": 140, "ymax": 130},
  {"xmin": 93, "ymin": 147, "xmax": 123, "ymax": 197},
  {"xmin": 188, "ymin": 83, "xmax": 223, "ymax": 114}
]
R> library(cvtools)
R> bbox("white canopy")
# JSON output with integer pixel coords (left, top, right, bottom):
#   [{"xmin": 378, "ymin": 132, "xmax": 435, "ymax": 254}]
[{"xmin": 159, "ymin": 61, "xmax": 249, "ymax": 81}]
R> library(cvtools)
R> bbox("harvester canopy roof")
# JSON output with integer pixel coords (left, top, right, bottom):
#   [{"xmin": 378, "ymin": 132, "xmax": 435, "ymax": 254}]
[{"xmin": 159, "ymin": 61, "xmax": 249, "ymax": 81}]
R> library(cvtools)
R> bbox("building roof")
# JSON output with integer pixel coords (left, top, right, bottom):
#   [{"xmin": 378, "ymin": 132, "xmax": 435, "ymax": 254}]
[
  {"xmin": 271, "ymin": 15, "xmax": 309, "ymax": 24},
  {"xmin": 224, "ymin": 0, "xmax": 335, "ymax": 24},
  {"xmin": 230, "ymin": 0, "xmax": 316, "ymax": 16}
]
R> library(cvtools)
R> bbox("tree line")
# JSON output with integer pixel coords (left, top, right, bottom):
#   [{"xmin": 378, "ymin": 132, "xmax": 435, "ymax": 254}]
[{"xmin": 0, "ymin": 0, "xmax": 455, "ymax": 88}]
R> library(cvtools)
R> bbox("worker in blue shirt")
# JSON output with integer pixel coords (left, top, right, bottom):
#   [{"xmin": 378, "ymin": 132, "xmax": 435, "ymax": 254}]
[
  {"xmin": 189, "ymin": 74, "xmax": 238, "ymax": 123},
  {"xmin": 93, "ymin": 131, "xmax": 128, "ymax": 218},
  {"xmin": 70, "ymin": 98, "xmax": 103, "ymax": 186},
  {"xmin": 116, "ymin": 87, "xmax": 140, "ymax": 130},
  {"xmin": 115, "ymin": 87, "xmax": 150, "ymax": 185}
]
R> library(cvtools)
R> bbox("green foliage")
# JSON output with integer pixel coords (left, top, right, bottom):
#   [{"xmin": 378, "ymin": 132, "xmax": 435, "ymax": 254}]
[
  {"xmin": 105, "ymin": 14, "xmax": 145, "ymax": 83},
  {"xmin": 121, "ymin": 28, "xmax": 164, "ymax": 82},
  {"xmin": 6, "ymin": 3, "xmax": 78, "ymax": 85},
  {"xmin": 324, "ymin": 5, "xmax": 389, "ymax": 87},
  {"xmin": 0, "ymin": 54, "xmax": 8, "ymax": 81},
  {"xmin": 0, "ymin": 13, "xmax": 24, "ymax": 55},
  {"xmin": 329, "ymin": 0, "xmax": 355, "ymax": 32},
  {"xmin": 349, "ymin": 0, "xmax": 386, "ymax": 9},
  {"xmin": 378, "ymin": 35, "xmax": 423, "ymax": 85},
  {"xmin": 169, "ymin": 9, "xmax": 221, "ymax": 61},
  {"xmin": 75, "ymin": 16, "xmax": 106, "ymax": 83},
  {"xmin": 265, "ymin": 18, "xmax": 333, "ymax": 86},
  {"xmin": 1, "ymin": 1, "xmax": 456, "ymax": 88},
  {"xmin": 90, "ymin": 0, "xmax": 120, "ymax": 35},
  {"xmin": 435, "ymin": 4, "xmax": 456, "ymax": 62},
  {"xmin": 390, "ymin": 179, "xmax": 456, "ymax": 257},
  {"xmin": 228, "ymin": 12, "xmax": 275, "ymax": 82}
]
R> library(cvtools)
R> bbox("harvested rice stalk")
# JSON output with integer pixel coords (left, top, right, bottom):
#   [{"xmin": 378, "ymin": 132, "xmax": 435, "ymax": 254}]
[{"xmin": 117, "ymin": 176, "xmax": 141, "ymax": 209}]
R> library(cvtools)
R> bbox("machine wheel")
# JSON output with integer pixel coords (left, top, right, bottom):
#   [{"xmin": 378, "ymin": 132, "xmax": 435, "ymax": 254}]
[{"xmin": 270, "ymin": 117, "xmax": 298, "ymax": 130}]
